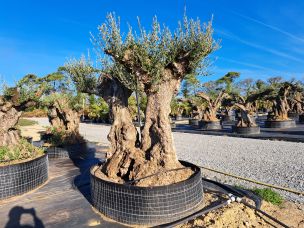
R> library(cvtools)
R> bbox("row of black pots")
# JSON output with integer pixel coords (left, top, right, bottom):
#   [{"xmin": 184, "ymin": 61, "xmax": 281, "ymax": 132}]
[{"xmin": 188, "ymin": 118, "xmax": 300, "ymax": 134}]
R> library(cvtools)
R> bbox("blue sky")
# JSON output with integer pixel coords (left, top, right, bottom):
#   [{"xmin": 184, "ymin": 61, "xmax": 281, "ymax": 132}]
[{"xmin": 1, "ymin": 0, "xmax": 304, "ymax": 85}]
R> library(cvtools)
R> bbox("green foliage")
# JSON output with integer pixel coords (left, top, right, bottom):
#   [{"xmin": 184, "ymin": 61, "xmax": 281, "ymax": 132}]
[
  {"xmin": 93, "ymin": 13, "xmax": 217, "ymax": 90},
  {"xmin": 216, "ymin": 72, "xmax": 240, "ymax": 93},
  {"xmin": 87, "ymin": 95, "xmax": 109, "ymax": 120},
  {"xmin": 0, "ymin": 139, "xmax": 44, "ymax": 162},
  {"xmin": 170, "ymin": 98, "xmax": 191, "ymax": 116},
  {"xmin": 17, "ymin": 119, "xmax": 38, "ymax": 126},
  {"xmin": 59, "ymin": 56, "xmax": 99, "ymax": 94},
  {"xmin": 253, "ymin": 188, "xmax": 283, "ymax": 205},
  {"xmin": 128, "ymin": 94, "xmax": 146, "ymax": 120},
  {"xmin": 235, "ymin": 186, "xmax": 283, "ymax": 206},
  {"xmin": 46, "ymin": 127, "xmax": 66, "ymax": 146},
  {"xmin": 181, "ymin": 74, "xmax": 201, "ymax": 97}
]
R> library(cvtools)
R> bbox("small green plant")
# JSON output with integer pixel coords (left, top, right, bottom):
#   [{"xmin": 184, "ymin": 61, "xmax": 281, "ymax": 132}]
[
  {"xmin": 17, "ymin": 118, "xmax": 38, "ymax": 126},
  {"xmin": 0, "ymin": 139, "xmax": 44, "ymax": 162},
  {"xmin": 252, "ymin": 188, "xmax": 283, "ymax": 206},
  {"xmin": 234, "ymin": 185, "xmax": 283, "ymax": 206}
]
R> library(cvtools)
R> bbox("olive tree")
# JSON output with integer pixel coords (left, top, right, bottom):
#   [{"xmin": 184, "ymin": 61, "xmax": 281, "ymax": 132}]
[
  {"xmin": 70, "ymin": 14, "xmax": 217, "ymax": 186},
  {"xmin": 0, "ymin": 75, "xmax": 47, "ymax": 146}
]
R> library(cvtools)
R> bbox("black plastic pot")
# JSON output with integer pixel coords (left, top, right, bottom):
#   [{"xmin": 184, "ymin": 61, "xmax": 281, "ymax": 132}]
[
  {"xmin": 299, "ymin": 114, "xmax": 304, "ymax": 124},
  {"xmin": 40, "ymin": 133, "xmax": 53, "ymax": 141},
  {"xmin": 288, "ymin": 112, "xmax": 299, "ymax": 120},
  {"xmin": 264, "ymin": 120, "xmax": 296, "ymax": 128},
  {"xmin": 90, "ymin": 161, "xmax": 203, "ymax": 226},
  {"xmin": 0, "ymin": 154, "xmax": 48, "ymax": 200},
  {"xmin": 189, "ymin": 119, "xmax": 199, "ymax": 126},
  {"xmin": 221, "ymin": 115, "xmax": 235, "ymax": 122},
  {"xmin": 45, "ymin": 143, "xmax": 87, "ymax": 159},
  {"xmin": 199, "ymin": 120, "xmax": 222, "ymax": 130},
  {"xmin": 232, "ymin": 126, "xmax": 260, "ymax": 135}
]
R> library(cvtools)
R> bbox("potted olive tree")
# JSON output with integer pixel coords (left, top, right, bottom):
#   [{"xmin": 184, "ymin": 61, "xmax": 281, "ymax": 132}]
[
  {"xmin": 264, "ymin": 82, "xmax": 297, "ymax": 128},
  {"xmin": 188, "ymin": 96, "xmax": 205, "ymax": 126},
  {"xmin": 69, "ymin": 14, "xmax": 216, "ymax": 226},
  {"xmin": 196, "ymin": 90, "xmax": 228, "ymax": 130},
  {"xmin": 40, "ymin": 73, "xmax": 85, "ymax": 158},
  {"xmin": 229, "ymin": 93, "xmax": 260, "ymax": 134},
  {"xmin": 0, "ymin": 75, "xmax": 48, "ymax": 199},
  {"xmin": 216, "ymin": 72, "xmax": 240, "ymax": 122}
]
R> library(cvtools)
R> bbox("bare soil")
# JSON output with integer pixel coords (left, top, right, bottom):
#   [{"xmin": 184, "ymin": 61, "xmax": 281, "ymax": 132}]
[
  {"xmin": 93, "ymin": 164, "xmax": 193, "ymax": 187},
  {"xmin": 20, "ymin": 124, "xmax": 46, "ymax": 141},
  {"xmin": 179, "ymin": 193, "xmax": 304, "ymax": 228}
]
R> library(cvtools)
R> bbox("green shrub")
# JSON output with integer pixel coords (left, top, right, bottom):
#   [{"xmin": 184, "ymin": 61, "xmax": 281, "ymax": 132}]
[
  {"xmin": 234, "ymin": 185, "xmax": 283, "ymax": 206},
  {"xmin": 17, "ymin": 118, "xmax": 38, "ymax": 126},
  {"xmin": 252, "ymin": 188, "xmax": 283, "ymax": 206},
  {"xmin": 0, "ymin": 139, "xmax": 44, "ymax": 162}
]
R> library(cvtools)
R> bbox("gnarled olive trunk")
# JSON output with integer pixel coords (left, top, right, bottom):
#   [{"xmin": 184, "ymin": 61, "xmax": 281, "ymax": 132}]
[
  {"xmin": 197, "ymin": 91, "xmax": 227, "ymax": 122},
  {"xmin": 47, "ymin": 98, "xmax": 82, "ymax": 144},
  {"xmin": 102, "ymin": 84, "xmax": 144, "ymax": 181},
  {"xmin": 141, "ymin": 79, "xmax": 181, "ymax": 169},
  {"xmin": 234, "ymin": 103, "xmax": 257, "ymax": 127},
  {"xmin": 270, "ymin": 97, "xmax": 290, "ymax": 121},
  {"xmin": 0, "ymin": 100, "xmax": 21, "ymax": 146},
  {"xmin": 101, "ymin": 76, "xmax": 192, "ymax": 186}
]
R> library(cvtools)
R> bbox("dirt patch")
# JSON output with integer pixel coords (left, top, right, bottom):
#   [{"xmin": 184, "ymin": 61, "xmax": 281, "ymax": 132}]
[
  {"xmin": 20, "ymin": 124, "xmax": 46, "ymax": 141},
  {"xmin": 179, "ymin": 193, "xmax": 304, "ymax": 228}
]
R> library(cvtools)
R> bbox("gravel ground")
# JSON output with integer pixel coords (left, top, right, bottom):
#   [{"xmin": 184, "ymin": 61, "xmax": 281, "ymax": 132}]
[{"xmin": 29, "ymin": 118, "xmax": 304, "ymax": 203}]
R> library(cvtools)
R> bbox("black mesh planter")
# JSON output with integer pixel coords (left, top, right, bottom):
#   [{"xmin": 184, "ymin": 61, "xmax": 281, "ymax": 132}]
[
  {"xmin": 90, "ymin": 161, "xmax": 203, "ymax": 226},
  {"xmin": 0, "ymin": 154, "xmax": 48, "ymax": 200},
  {"xmin": 45, "ymin": 143, "xmax": 87, "ymax": 159},
  {"xmin": 299, "ymin": 114, "xmax": 304, "ymax": 124},
  {"xmin": 221, "ymin": 115, "xmax": 235, "ymax": 122},
  {"xmin": 264, "ymin": 120, "xmax": 296, "ymax": 128},
  {"xmin": 189, "ymin": 119, "xmax": 199, "ymax": 126},
  {"xmin": 199, "ymin": 120, "xmax": 222, "ymax": 130},
  {"xmin": 288, "ymin": 112, "xmax": 299, "ymax": 120},
  {"xmin": 232, "ymin": 126, "xmax": 260, "ymax": 135}
]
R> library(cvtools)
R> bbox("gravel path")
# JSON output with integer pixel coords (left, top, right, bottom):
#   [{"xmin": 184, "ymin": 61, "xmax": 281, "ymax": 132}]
[
  {"xmin": 173, "ymin": 133, "xmax": 304, "ymax": 203},
  {"xmin": 29, "ymin": 118, "xmax": 304, "ymax": 203}
]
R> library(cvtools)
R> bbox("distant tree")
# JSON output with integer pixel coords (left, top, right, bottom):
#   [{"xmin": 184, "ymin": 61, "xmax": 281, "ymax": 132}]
[
  {"xmin": 216, "ymin": 72, "xmax": 240, "ymax": 93},
  {"xmin": 42, "ymin": 72, "xmax": 84, "ymax": 145},
  {"xmin": 196, "ymin": 90, "xmax": 228, "ymax": 121}
]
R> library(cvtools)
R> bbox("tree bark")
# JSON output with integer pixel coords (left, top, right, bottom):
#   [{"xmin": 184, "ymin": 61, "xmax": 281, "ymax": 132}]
[
  {"xmin": 197, "ymin": 91, "xmax": 227, "ymax": 121},
  {"xmin": 141, "ymin": 78, "xmax": 181, "ymax": 168},
  {"xmin": 0, "ymin": 100, "xmax": 21, "ymax": 147},
  {"xmin": 234, "ymin": 103, "xmax": 257, "ymax": 127},
  {"xmin": 47, "ymin": 98, "xmax": 83, "ymax": 144}
]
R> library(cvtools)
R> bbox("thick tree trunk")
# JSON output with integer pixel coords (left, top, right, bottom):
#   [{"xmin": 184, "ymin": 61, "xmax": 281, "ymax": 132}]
[
  {"xmin": 141, "ymin": 79, "xmax": 180, "ymax": 166},
  {"xmin": 203, "ymin": 107, "xmax": 218, "ymax": 121},
  {"xmin": 102, "ymin": 95, "xmax": 144, "ymax": 181},
  {"xmin": 0, "ymin": 100, "xmax": 22, "ymax": 147},
  {"xmin": 47, "ymin": 98, "xmax": 83, "ymax": 144},
  {"xmin": 132, "ymin": 78, "xmax": 193, "ymax": 186},
  {"xmin": 234, "ymin": 104, "xmax": 257, "ymax": 127},
  {"xmin": 270, "ymin": 98, "xmax": 290, "ymax": 121},
  {"xmin": 96, "ymin": 77, "xmax": 192, "ymax": 186}
]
